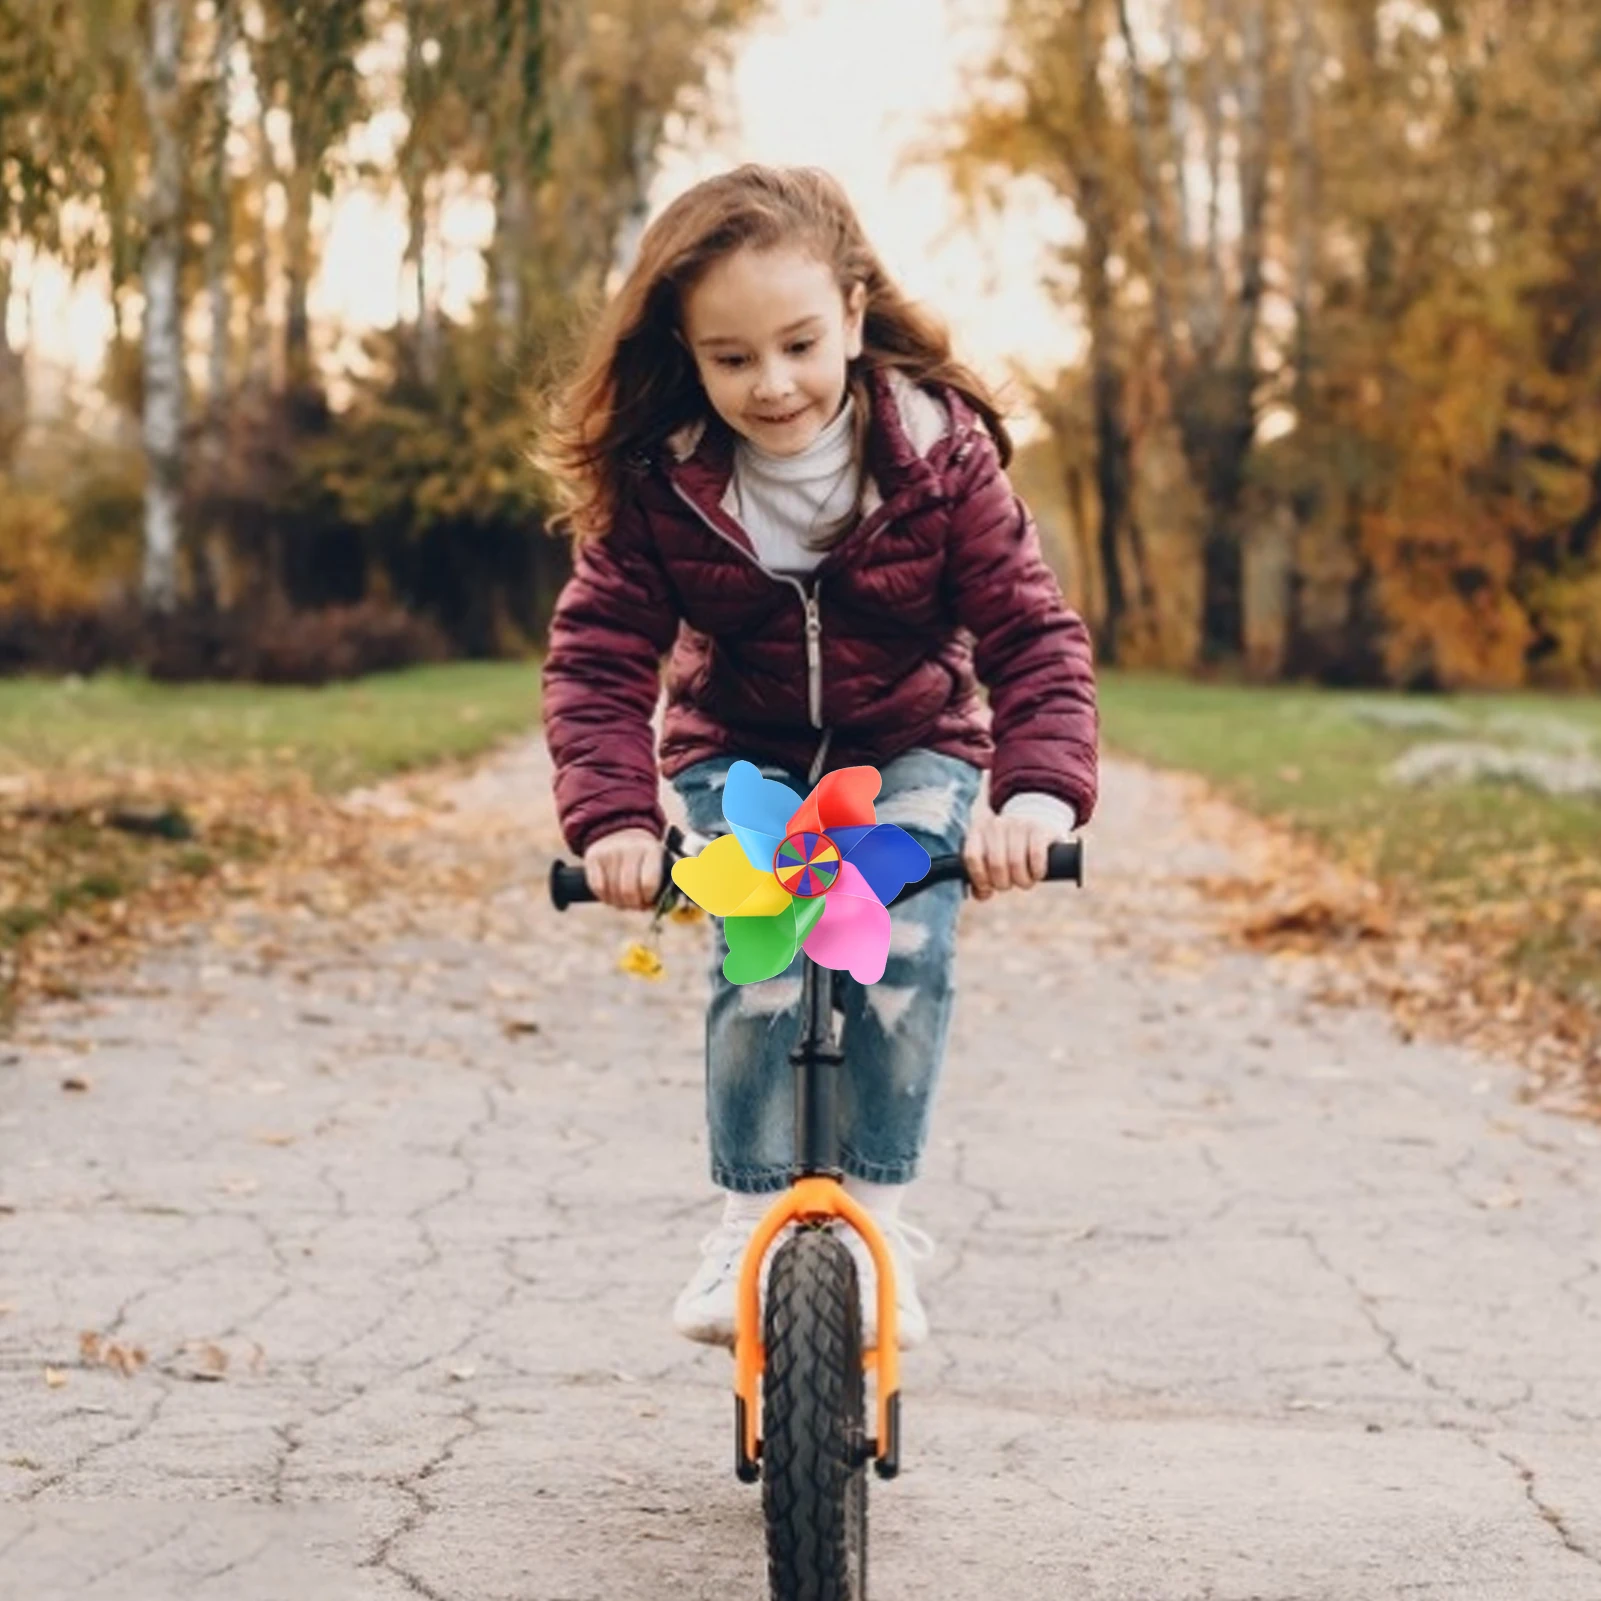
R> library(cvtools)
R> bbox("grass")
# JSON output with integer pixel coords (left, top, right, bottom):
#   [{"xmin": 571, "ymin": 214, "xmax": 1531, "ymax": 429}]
[
  {"xmin": 1100, "ymin": 673, "xmax": 1601, "ymax": 1009},
  {"xmin": 0, "ymin": 662, "xmax": 542, "ymax": 790},
  {"xmin": 0, "ymin": 663, "xmax": 543, "ymax": 1014}
]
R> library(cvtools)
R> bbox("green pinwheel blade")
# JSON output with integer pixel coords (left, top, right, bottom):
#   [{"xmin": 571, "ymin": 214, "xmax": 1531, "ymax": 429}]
[{"xmin": 723, "ymin": 897, "xmax": 826, "ymax": 984}]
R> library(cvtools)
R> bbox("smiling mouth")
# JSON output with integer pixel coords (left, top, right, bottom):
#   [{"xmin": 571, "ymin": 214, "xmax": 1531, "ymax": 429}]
[{"xmin": 754, "ymin": 406, "xmax": 808, "ymax": 425}]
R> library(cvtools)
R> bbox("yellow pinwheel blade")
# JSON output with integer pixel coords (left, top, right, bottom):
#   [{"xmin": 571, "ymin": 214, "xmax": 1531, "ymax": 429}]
[
  {"xmin": 672, "ymin": 833, "xmax": 784, "ymax": 917},
  {"xmin": 728, "ymin": 873, "xmax": 791, "ymax": 918}
]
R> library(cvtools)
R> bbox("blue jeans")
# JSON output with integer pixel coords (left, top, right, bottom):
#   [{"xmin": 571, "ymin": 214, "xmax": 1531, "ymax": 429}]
[{"xmin": 672, "ymin": 748, "xmax": 982, "ymax": 1194}]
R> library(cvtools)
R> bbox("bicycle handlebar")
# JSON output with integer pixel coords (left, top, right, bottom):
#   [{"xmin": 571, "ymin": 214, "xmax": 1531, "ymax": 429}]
[{"xmin": 548, "ymin": 829, "xmax": 1083, "ymax": 912}]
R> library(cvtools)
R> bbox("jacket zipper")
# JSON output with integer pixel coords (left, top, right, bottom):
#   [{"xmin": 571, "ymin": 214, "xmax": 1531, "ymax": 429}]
[
  {"xmin": 669, "ymin": 481, "xmax": 826, "ymax": 732},
  {"xmin": 802, "ymin": 590, "xmax": 822, "ymax": 727}
]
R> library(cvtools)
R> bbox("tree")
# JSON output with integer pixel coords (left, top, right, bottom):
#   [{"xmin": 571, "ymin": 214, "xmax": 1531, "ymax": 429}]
[
  {"xmin": 252, "ymin": 0, "xmax": 368, "ymax": 399},
  {"xmin": 141, "ymin": 0, "xmax": 188, "ymax": 612}
]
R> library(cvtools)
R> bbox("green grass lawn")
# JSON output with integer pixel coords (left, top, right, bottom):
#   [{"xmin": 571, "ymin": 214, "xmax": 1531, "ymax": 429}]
[
  {"xmin": 0, "ymin": 662, "xmax": 541, "ymax": 790},
  {"xmin": 1100, "ymin": 673, "xmax": 1601, "ymax": 1008}
]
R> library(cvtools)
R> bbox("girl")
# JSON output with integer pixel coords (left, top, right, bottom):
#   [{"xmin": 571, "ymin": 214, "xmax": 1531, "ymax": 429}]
[{"xmin": 539, "ymin": 164, "xmax": 1097, "ymax": 1350}]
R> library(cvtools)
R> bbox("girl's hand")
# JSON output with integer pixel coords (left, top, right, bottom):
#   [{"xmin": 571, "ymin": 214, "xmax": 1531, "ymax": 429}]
[
  {"xmin": 584, "ymin": 827, "xmax": 663, "ymax": 911},
  {"xmin": 963, "ymin": 812, "xmax": 1058, "ymax": 901}
]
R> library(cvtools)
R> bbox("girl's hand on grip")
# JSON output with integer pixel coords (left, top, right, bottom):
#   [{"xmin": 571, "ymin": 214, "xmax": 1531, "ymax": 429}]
[
  {"xmin": 963, "ymin": 812, "xmax": 1055, "ymax": 901},
  {"xmin": 584, "ymin": 828, "xmax": 663, "ymax": 911}
]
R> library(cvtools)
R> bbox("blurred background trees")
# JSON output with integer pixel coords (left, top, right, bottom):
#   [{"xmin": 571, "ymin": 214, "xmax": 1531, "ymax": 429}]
[
  {"xmin": 0, "ymin": 0, "xmax": 764, "ymax": 670},
  {"xmin": 0, "ymin": 0, "xmax": 1598, "ymax": 689},
  {"xmin": 950, "ymin": 0, "xmax": 1601, "ymax": 687}
]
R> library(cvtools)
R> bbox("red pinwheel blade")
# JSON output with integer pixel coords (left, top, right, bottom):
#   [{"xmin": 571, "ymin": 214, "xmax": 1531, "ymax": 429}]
[{"xmin": 787, "ymin": 766, "xmax": 880, "ymax": 837}]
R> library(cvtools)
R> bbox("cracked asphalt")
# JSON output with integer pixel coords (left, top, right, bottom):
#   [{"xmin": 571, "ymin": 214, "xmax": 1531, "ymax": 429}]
[{"xmin": 3, "ymin": 739, "xmax": 1600, "ymax": 1600}]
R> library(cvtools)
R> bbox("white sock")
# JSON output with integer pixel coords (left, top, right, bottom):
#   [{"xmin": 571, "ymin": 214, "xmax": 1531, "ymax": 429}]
[
  {"xmin": 844, "ymin": 1176, "xmax": 908, "ymax": 1220},
  {"xmin": 720, "ymin": 1188, "xmax": 773, "ymax": 1227}
]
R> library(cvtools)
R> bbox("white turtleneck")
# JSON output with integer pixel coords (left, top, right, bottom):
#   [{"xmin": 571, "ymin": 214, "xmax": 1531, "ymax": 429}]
[{"xmin": 732, "ymin": 396, "xmax": 861, "ymax": 576}]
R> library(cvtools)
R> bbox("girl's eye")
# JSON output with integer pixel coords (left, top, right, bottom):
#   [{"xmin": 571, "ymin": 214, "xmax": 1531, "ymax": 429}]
[
  {"xmin": 788, "ymin": 340, "xmax": 815, "ymax": 356},
  {"xmin": 715, "ymin": 355, "xmax": 748, "ymax": 369}
]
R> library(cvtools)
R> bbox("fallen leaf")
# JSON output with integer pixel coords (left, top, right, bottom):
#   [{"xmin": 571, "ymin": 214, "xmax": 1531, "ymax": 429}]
[
  {"xmin": 44, "ymin": 1367, "xmax": 67, "ymax": 1388},
  {"xmin": 79, "ymin": 1331, "xmax": 147, "ymax": 1377},
  {"xmin": 618, "ymin": 942, "xmax": 664, "ymax": 982},
  {"xmin": 171, "ymin": 1341, "xmax": 229, "ymax": 1382},
  {"xmin": 60, "ymin": 1075, "xmax": 90, "ymax": 1093}
]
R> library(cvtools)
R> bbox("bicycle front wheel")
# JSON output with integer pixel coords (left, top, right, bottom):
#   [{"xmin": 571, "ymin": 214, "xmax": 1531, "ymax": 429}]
[{"xmin": 762, "ymin": 1223, "xmax": 868, "ymax": 1601}]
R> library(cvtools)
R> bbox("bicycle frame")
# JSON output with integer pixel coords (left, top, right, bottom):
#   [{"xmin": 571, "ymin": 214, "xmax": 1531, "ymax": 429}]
[
  {"xmin": 732, "ymin": 954, "xmax": 904, "ymax": 1484},
  {"xmin": 548, "ymin": 828, "xmax": 1083, "ymax": 1489}
]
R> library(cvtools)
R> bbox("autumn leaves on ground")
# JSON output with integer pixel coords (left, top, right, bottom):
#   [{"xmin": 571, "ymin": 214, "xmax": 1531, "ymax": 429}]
[
  {"xmin": 0, "ymin": 666, "xmax": 541, "ymax": 1018},
  {"xmin": 2, "ymin": 664, "xmax": 1597, "ymax": 1117}
]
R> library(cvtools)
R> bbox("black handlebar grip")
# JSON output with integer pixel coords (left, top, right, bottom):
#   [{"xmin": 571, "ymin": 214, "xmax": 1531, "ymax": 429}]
[
  {"xmin": 549, "ymin": 860, "xmax": 594, "ymax": 910},
  {"xmin": 549, "ymin": 829, "xmax": 688, "ymax": 911},
  {"xmin": 1045, "ymin": 840, "xmax": 1084, "ymax": 885}
]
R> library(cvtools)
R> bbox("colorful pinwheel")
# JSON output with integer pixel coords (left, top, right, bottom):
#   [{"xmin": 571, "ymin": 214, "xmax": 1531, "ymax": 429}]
[{"xmin": 671, "ymin": 761, "xmax": 930, "ymax": 986}]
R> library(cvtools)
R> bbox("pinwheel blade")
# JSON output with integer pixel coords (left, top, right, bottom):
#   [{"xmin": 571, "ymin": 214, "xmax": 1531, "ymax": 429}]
[
  {"xmin": 838, "ymin": 824, "xmax": 930, "ymax": 906},
  {"xmin": 787, "ymin": 765, "xmax": 879, "ymax": 837},
  {"xmin": 722, "ymin": 760, "xmax": 802, "ymax": 873},
  {"xmin": 672, "ymin": 833, "xmax": 777, "ymax": 917},
  {"xmin": 723, "ymin": 898, "xmax": 824, "ymax": 984},
  {"xmin": 802, "ymin": 889, "xmax": 892, "ymax": 985}
]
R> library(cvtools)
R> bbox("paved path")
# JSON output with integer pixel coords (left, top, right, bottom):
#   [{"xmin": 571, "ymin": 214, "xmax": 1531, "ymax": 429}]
[{"xmin": 3, "ymin": 742, "xmax": 1599, "ymax": 1600}]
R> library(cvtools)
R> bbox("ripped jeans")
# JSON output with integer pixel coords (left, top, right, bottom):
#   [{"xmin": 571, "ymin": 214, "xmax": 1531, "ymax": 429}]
[{"xmin": 672, "ymin": 748, "xmax": 982, "ymax": 1195}]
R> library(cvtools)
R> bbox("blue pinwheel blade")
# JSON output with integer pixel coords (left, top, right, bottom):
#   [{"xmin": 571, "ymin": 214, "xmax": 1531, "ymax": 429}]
[
  {"xmin": 826, "ymin": 825, "xmax": 876, "ymax": 858},
  {"xmin": 839, "ymin": 824, "xmax": 931, "ymax": 906},
  {"xmin": 722, "ymin": 760, "xmax": 803, "ymax": 873}
]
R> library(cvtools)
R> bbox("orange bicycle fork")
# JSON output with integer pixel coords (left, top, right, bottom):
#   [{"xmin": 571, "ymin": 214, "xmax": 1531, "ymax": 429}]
[{"xmin": 731, "ymin": 957, "xmax": 902, "ymax": 1485}]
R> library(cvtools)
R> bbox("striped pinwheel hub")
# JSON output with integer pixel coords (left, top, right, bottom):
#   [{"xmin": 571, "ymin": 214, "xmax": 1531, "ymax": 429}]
[{"xmin": 772, "ymin": 831, "xmax": 841, "ymax": 899}]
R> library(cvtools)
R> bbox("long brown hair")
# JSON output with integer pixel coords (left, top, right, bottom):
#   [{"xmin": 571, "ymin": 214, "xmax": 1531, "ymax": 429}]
[{"xmin": 536, "ymin": 164, "xmax": 1013, "ymax": 543}]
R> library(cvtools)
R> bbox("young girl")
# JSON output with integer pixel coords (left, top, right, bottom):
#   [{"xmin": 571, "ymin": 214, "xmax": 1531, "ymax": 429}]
[{"xmin": 539, "ymin": 164, "xmax": 1097, "ymax": 1350}]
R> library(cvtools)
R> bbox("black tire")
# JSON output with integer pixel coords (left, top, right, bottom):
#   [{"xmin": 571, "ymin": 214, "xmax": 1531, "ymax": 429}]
[{"xmin": 762, "ymin": 1224, "xmax": 869, "ymax": 1601}]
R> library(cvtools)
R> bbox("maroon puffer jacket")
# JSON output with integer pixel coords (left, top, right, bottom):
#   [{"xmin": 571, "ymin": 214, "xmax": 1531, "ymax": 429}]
[{"xmin": 543, "ymin": 364, "xmax": 1098, "ymax": 855}]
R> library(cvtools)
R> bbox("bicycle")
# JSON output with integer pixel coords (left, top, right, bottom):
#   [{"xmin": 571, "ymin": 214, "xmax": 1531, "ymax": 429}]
[{"xmin": 550, "ymin": 820, "xmax": 1083, "ymax": 1600}]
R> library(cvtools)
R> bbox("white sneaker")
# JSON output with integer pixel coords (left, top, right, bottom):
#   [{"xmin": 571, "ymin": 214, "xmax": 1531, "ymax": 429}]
[
  {"xmin": 672, "ymin": 1203, "xmax": 782, "ymax": 1348},
  {"xmin": 843, "ymin": 1214, "xmax": 935, "ymax": 1349}
]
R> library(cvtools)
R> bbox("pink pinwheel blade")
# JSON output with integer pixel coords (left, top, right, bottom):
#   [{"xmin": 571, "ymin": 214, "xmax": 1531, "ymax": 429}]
[
  {"xmin": 802, "ymin": 881, "xmax": 891, "ymax": 984},
  {"xmin": 819, "ymin": 860, "xmax": 880, "ymax": 903}
]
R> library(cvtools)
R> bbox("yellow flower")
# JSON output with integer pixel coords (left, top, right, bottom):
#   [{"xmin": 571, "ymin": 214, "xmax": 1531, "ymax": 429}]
[{"xmin": 618, "ymin": 941, "xmax": 665, "ymax": 981}]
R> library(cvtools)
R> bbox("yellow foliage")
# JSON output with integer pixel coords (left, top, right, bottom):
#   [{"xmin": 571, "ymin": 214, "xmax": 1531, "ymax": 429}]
[
  {"xmin": 0, "ymin": 478, "xmax": 98, "ymax": 615},
  {"xmin": 1522, "ymin": 568, "xmax": 1601, "ymax": 688},
  {"xmin": 1366, "ymin": 499, "xmax": 1532, "ymax": 689}
]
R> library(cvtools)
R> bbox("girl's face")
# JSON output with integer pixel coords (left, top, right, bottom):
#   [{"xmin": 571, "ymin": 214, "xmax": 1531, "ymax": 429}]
[{"xmin": 681, "ymin": 245, "xmax": 866, "ymax": 457}]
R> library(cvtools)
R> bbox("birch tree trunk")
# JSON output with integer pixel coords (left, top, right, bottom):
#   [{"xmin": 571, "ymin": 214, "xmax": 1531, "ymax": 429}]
[
  {"xmin": 1199, "ymin": 0, "xmax": 1226, "ymax": 356},
  {"xmin": 141, "ymin": 0, "xmax": 186, "ymax": 613},
  {"xmin": 205, "ymin": 0, "xmax": 235, "ymax": 447}
]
